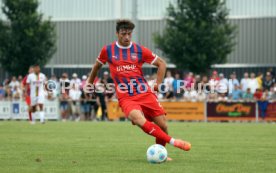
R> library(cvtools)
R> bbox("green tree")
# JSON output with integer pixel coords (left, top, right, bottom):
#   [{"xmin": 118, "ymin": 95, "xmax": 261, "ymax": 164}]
[
  {"xmin": 0, "ymin": 0, "xmax": 56, "ymax": 76},
  {"xmin": 154, "ymin": 0, "xmax": 236, "ymax": 74}
]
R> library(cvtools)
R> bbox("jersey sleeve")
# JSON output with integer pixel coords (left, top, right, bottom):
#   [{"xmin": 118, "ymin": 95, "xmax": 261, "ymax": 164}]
[
  {"xmin": 142, "ymin": 46, "xmax": 159, "ymax": 64},
  {"xmin": 97, "ymin": 46, "xmax": 108, "ymax": 65}
]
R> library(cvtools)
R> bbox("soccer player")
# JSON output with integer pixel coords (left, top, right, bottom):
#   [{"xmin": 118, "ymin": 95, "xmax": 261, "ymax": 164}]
[
  {"xmin": 25, "ymin": 64, "xmax": 47, "ymax": 124},
  {"xmin": 22, "ymin": 66, "xmax": 34, "ymax": 124},
  {"xmin": 86, "ymin": 20, "xmax": 191, "ymax": 160}
]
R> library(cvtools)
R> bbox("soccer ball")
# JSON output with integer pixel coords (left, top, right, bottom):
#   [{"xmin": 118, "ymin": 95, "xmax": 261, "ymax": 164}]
[{"xmin": 146, "ymin": 144, "xmax": 167, "ymax": 163}]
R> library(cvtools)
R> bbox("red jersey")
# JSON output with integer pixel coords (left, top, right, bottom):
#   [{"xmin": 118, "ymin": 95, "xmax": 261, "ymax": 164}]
[
  {"xmin": 22, "ymin": 75, "xmax": 30, "ymax": 95},
  {"xmin": 97, "ymin": 41, "xmax": 158, "ymax": 100}
]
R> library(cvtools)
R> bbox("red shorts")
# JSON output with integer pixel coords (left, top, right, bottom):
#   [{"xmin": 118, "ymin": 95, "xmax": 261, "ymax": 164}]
[
  {"xmin": 25, "ymin": 96, "xmax": 31, "ymax": 106},
  {"xmin": 119, "ymin": 92, "xmax": 166, "ymax": 121}
]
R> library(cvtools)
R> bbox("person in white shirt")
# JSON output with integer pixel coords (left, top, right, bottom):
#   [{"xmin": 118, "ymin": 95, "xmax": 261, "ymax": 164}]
[
  {"xmin": 9, "ymin": 76, "xmax": 20, "ymax": 91},
  {"xmin": 70, "ymin": 73, "xmax": 81, "ymax": 89},
  {"xmin": 217, "ymin": 73, "xmax": 228, "ymax": 93},
  {"xmin": 248, "ymin": 73, "xmax": 259, "ymax": 94},
  {"xmin": 69, "ymin": 83, "xmax": 82, "ymax": 121},
  {"xmin": 12, "ymin": 85, "xmax": 22, "ymax": 100},
  {"xmin": 240, "ymin": 72, "xmax": 250, "ymax": 92},
  {"xmin": 163, "ymin": 71, "xmax": 174, "ymax": 99},
  {"xmin": 26, "ymin": 64, "xmax": 47, "ymax": 124},
  {"xmin": 228, "ymin": 73, "xmax": 239, "ymax": 94}
]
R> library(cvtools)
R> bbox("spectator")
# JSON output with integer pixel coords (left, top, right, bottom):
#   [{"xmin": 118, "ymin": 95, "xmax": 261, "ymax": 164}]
[
  {"xmin": 230, "ymin": 84, "xmax": 242, "ymax": 101},
  {"xmin": 209, "ymin": 71, "xmax": 220, "ymax": 93},
  {"xmin": 240, "ymin": 72, "xmax": 250, "ymax": 92},
  {"xmin": 9, "ymin": 76, "xmax": 20, "ymax": 91},
  {"xmin": 253, "ymin": 88, "xmax": 263, "ymax": 100},
  {"xmin": 59, "ymin": 92, "xmax": 70, "ymax": 122},
  {"xmin": 80, "ymin": 75, "xmax": 87, "ymax": 90},
  {"xmin": 217, "ymin": 92, "xmax": 228, "ymax": 102},
  {"xmin": 242, "ymin": 88, "xmax": 253, "ymax": 101},
  {"xmin": 48, "ymin": 74, "xmax": 59, "ymax": 98},
  {"xmin": 248, "ymin": 73, "xmax": 258, "ymax": 94},
  {"xmin": 12, "ymin": 85, "xmax": 22, "ymax": 100},
  {"xmin": 59, "ymin": 73, "xmax": 70, "ymax": 94},
  {"xmin": 197, "ymin": 91, "xmax": 207, "ymax": 101},
  {"xmin": 270, "ymin": 85, "xmax": 276, "ymax": 101},
  {"xmin": 194, "ymin": 75, "xmax": 201, "ymax": 88},
  {"xmin": 82, "ymin": 91, "xmax": 97, "ymax": 121},
  {"xmin": 18, "ymin": 75, "xmax": 23, "ymax": 83},
  {"xmin": 217, "ymin": 73, "xmax": 228, "ymax": 93},
  {"xmin": 96, "ymin": 80, "xmax": 108, "ymax": 121},
  {"xmin": 208, "ymin": 92, "xmax": 218, "ymax": 101},
  {"xmin": 263, "ymin": 72, "xmax": 274, "ymax": 91},
  {"xmin": 172, "ymin": 73, "xmax": 183, "ymax": 100},
  {"xmin": 3, "ymin": 78, "xmax": 10, "ymax": 86},
  {"xmin": 102, "ymin": 71, "xmax": 113, "ymax": 84},
  {"xmin": 256, "ymin": 72, "xmax": 263, "ymax": 90},
  {"xmin": 70, "ymin": 73, "xmax": 81, "ymax": 89},
  {"xmin": 164, "ymin": 71, "xmax": 174, "ymax": 99},
  {"xmin": 81, "ymin": 90, "xmax": 91, "ymax": 121},
  {"xmin": 228, "ymin": 72, "xmax": 239, "ymax": 94},
  {"xmin": 184, "ymin": 72, "xmax": 195, "ymax": 89},
  {"xmin": 183, "ymin": 87, "xmax": 198, "ymax": 102},
  {"xmin": 102, "ymin": 71, "xmax": 115, "ymax": 99},
  {"xmin": 201, "ymin": 75, "xmax": 210, "ymax": 93},
  {"xmin": 69, "ymin": 83, "xmax": 82, "ymax": 121},
  {"xmin": 258, "ymin": 89, "xmax": 269, "ymax": 119},
  {"xmin": 0, "ymin": 85, "xmax": 5, "ymax": 100},
  {"xmin": 5, "ymin": 86, "xmax": 13, "ymax": 100},
  {"xmin": 267, "ymin": 67, "xmax": 275, "ymax": 77}
]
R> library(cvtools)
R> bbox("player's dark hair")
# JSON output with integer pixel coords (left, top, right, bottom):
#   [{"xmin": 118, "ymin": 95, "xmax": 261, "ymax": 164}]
[
  {"xmin": 33, "ymin": 64, "xmax": 40, "ymax": 67},
  {"xmin": 116, "ymin": 20, "xmax": 135, "ymax": 32}
]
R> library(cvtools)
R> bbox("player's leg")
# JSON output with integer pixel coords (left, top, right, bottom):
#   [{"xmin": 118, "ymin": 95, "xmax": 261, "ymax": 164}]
[
  {"xmin": 26, "ymin": 96, "xmax": 33, "ymax": 123},
  {"xmin": 152, "ymin": 115, "xmax": 168, "ymax": 147},
  {"xmin": 141, "ymin": 93, "xmax": 191, "ymax": 151},
  {"xmin": 38, "ymin": 104, "xmax": 45, "ymax": 124},
  {"xmin": 30, "ymin": 96, "xmax": 37, "ymax": 124},
  {"xmin": 30, "ymin": 105, "xmax": 36, "ymax": 124},
  {"xmin": 128, "ymin": 110, "xmax": 174, "ymax": 146},
  {"xmin": 151, "ymin": 115, "xmax": 173, "ymax": 161}
]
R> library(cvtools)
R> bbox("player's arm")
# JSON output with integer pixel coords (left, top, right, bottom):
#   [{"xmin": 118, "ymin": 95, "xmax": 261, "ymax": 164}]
[
  {"xmin": 87, "ymin": 61, "xmax": 102, "ymax": 85},
  {"xmin": 87, "ymin": 46, "xmax": 107, "ymax": 86},
  {"xmin": 152, "ymin": 57, "xmax": 167, "ymax": 91}
]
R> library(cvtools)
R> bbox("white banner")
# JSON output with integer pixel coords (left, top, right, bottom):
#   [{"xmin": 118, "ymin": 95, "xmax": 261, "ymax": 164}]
[
  {"xmin": 0, "ymin": 101, "xmax": 12, "ymax": 119},
  {"xmin": 0, "ymin": 100, "xmax": 60, "ymax": 120}
]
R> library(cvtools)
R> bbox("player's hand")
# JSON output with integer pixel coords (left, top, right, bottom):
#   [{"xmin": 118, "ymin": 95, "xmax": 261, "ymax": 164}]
[{"xmin": 153, "ymin": 83, "xmax": 159, "ymax": 92}]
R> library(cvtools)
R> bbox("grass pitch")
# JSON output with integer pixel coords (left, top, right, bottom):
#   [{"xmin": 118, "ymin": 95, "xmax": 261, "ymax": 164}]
[{"xmin": 0, "ymin": 121, "xmax": 275, "ymax": 173}]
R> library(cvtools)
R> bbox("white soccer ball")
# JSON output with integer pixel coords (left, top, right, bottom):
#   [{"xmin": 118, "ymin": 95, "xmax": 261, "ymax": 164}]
[{"xmin": 146, "ymin": 144, "xmax": 167, "ymax": 163}]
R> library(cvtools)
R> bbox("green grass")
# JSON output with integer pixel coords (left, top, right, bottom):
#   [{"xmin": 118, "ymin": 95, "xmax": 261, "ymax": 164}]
[{"xmin": 0, "ymin": 121, "xmax": 276, "ymax": 173}]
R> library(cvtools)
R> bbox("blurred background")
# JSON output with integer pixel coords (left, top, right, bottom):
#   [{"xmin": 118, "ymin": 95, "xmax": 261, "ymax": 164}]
[
  {"xmin": 0, "ymin": 0, "xmax": 276, "ymax": 79},
  {"xmin": 0, "ymin": 0, "xmax": 275, "ymax": 121}
]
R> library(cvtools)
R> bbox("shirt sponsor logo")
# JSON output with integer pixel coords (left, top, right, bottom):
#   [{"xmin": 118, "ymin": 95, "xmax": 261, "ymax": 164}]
[{"xmin": 116, "ymin": 64, "xmax": 137, "ymax": 72}]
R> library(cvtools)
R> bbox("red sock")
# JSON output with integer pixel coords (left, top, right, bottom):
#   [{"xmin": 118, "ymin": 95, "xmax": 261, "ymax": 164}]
[
  {"xmin": 156, "ymin": 138, "xmax": 167, "ymax": 147},
  {"xmin": 141, "ymin": 121, "xmax": 171, "ymax": 144},
  {"xmin": 28, "ymin": 111, "xmax": 32, "ymax": 121}
]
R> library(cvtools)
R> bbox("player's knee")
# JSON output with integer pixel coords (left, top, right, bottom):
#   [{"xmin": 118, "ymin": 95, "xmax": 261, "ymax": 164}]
[
  {"xmin": 131, "ymin": 116, "xmax": 144, "ymax": 127},
  {"xmin": 128, "ymin": 110, "xmax": 146, "ymax": 127},
  {"xmin": 159, "ymin": 123, "xmax": 168, "ymax": 133}
]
